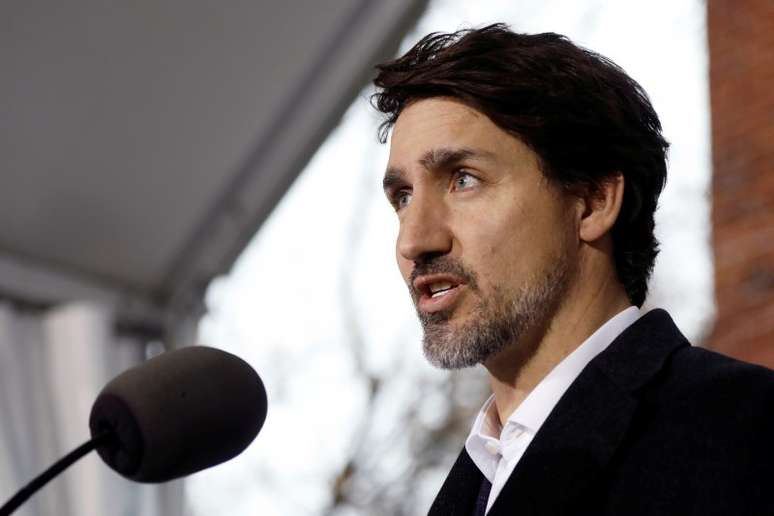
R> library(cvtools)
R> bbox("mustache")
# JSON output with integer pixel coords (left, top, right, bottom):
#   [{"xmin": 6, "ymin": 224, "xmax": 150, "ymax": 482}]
[{"xmin": 408, "ymin": 256, "xmax": 478, "ymax": 296}]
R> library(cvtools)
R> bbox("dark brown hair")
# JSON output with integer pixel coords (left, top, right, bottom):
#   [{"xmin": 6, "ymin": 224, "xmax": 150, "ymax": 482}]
[{"xmin": 372, "ymin": 23, "xmax": 669, "ymax": 307}]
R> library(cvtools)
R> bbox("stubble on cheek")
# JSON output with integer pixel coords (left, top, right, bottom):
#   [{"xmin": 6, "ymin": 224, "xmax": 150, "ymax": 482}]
[{"xmin": 419, "ymin": 252, "xmax": 573, "ymax": 370}]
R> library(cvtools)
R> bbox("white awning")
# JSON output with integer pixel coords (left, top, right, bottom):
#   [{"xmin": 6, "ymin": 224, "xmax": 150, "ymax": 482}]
[{"xmin": 0, "ymin": 0, "xmax": 427, "ymax": 338}]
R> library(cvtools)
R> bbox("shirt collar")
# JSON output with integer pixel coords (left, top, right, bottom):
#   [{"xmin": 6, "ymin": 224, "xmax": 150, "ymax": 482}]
[
  {"xmin": 512, "ymin": 306, "xmax": 641, "ymax": 432},
  {"xmin": 465, "ymin": 394, "xmax": 501, "ymax": 480}
]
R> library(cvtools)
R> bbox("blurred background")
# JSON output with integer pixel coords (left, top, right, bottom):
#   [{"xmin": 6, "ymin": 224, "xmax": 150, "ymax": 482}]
[{"xmin": 1, "ymin": 1, "xmax": 771, "ymax": 515}]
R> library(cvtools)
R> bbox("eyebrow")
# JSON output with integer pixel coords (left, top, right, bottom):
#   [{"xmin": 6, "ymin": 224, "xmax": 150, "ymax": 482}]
[{"xmin": 382, "ymin": 146, "xmax": 494, "ymax": 193}]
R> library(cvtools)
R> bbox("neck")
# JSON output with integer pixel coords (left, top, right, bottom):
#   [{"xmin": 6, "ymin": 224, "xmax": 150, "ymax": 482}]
[{"xmin": 483, "ymin": 263, "xmax": 630, "ymax": 426}]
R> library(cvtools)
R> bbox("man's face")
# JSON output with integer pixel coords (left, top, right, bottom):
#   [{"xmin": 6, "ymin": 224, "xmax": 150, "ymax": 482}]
[{"xmin": 383, "ymin": 97, "xmax": 579, "ymax": 369}]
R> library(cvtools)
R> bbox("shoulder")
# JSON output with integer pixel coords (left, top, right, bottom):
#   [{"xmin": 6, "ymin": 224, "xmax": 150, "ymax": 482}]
[
  {"xmin": 618, "ymin": 308, "xmax": 774, "ymax": 408},
  {"xmin": 610, "ymin": 307, "xmax": 774, "ymax": 432},
  {"xmin": 665, "ymin": 344, "xmax": 774, "ymax": 399},
  {"xmin": 642, "ymin": 343, "xmax": 774, "ymax": 436}
]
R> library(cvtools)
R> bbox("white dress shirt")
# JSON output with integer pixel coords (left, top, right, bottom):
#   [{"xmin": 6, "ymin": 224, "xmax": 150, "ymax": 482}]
[{"xmin": 464, "ymin": 306, "xmax": 641, "ymax": 514}]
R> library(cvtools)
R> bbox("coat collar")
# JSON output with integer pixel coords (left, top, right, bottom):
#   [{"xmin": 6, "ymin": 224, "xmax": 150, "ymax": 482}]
[{"xmin": 430, "ymin": 309, "xmax": 689, "ymax": 516}]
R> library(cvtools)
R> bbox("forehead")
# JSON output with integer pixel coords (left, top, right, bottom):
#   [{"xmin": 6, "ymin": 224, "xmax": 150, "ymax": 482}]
[{"xmin": 388, "ymin": 97, "xmax": 525, "ymax": 166}]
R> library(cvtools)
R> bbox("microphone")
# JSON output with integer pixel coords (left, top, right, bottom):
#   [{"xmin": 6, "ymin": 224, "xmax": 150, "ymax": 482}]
[
  {"xmin": 89, "ymin": 346, "xmax": 268, "ymax": 482},
  {"xmin": 0, "ymin": 346, "xmax": 267, "ymax": 516}
]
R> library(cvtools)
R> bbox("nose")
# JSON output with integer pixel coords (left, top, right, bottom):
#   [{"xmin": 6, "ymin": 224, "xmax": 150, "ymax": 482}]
[{"xmin": 396, "ymin": 190, "xmax": 453, "ymax": 263}]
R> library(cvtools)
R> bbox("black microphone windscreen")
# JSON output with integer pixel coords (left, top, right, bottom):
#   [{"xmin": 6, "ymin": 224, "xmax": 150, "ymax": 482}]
[{"xmin": 89, "ymin": 346, "xmax": 267, "ymax": 483}]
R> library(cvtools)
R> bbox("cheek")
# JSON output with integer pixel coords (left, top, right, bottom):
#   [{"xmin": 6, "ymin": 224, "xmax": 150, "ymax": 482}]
[
  {"xmin": 455, "ymin": 216, "xmax": 521, "ymax": 280},
  {"xmin": 455, "ymin": 204, "xmax": 550, "ymax": 281},
  {"xmin": 459, "ymin": 198, "xmax": 521, "ymax": 249}
]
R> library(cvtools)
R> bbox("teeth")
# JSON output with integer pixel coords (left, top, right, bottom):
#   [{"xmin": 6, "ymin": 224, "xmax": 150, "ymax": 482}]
[
  {"xmin": 429, "ymin": 282, "xmax": 452, "ymax": 293},
  {"xmin": 429, "ymin": 282, "xmax": 454, "ymax": 297}
]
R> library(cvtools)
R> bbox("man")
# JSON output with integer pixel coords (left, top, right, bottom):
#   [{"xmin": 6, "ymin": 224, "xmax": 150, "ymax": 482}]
[{"xmin": 372, "ymin": 24, "xmax": 774, "ymax": 515}]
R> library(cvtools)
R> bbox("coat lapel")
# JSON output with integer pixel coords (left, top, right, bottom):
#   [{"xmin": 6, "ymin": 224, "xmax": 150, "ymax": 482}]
[
  {"xmin": 487, "ymin": 309, "xmax": 689, "ymax": 515},
  {"xmin": 428, "ymin": 448, "xmax": 485, "ymax": 516}
]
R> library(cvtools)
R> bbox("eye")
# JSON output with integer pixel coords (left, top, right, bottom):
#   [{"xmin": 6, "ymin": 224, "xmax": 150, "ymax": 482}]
[
  {"xmin": 452, "ymin": 170, "xmax": 480, "ymax": 191},
  {"xmin": 394, "ymin": 190, "xmax": 412, "ymax": 210}
]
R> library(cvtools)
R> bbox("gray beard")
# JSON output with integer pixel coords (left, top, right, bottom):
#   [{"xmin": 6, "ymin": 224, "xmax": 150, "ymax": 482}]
[{"xmin": 420, "ymin": 257, "xmax": 572, "ymax": 370}]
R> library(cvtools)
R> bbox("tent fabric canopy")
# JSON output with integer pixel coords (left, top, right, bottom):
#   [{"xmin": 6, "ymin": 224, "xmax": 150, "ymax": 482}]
[{"xmin": 0, "ymin": 0, "xmax": 426, "ymax": 338}]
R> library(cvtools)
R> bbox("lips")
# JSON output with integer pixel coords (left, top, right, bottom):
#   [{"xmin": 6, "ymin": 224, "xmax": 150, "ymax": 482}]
[{"xmin": 413, "ymin": 274, "xmax": 466, "ymax": 314}]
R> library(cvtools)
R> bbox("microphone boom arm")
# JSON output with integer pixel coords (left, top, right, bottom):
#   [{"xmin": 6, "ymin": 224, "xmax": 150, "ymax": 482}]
[{"xmin": 0, "ymin": 431, "xmax": 114, "ymax": 516}]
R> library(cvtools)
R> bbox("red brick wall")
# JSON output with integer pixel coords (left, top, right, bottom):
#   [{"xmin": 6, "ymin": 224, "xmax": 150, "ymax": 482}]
[{"xmin": 707, "ymin": 0, "xmax": 774, "ymax": 366}]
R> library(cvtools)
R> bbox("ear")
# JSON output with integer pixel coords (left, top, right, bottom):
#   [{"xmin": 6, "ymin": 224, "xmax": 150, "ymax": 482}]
[{"xmin": 578, "ymin": 174, "xmax": 624, "ymax": 243}]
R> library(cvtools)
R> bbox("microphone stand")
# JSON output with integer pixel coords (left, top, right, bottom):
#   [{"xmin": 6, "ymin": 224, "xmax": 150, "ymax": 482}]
[{"xmin": 0, "ymin": 432, "xmax": 113, "ymax": 516}]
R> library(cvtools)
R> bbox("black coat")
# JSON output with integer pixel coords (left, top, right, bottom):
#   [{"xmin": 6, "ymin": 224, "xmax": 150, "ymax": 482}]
[{"xmin": 428, "ymin": 309, "xmax": 774, "ymax": 515}]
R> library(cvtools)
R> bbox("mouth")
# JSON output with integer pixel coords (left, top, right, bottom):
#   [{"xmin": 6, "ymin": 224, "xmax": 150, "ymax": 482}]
[{"xmin": 413, "ymin": 274, "xmax": 466, "ymax": 314}]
